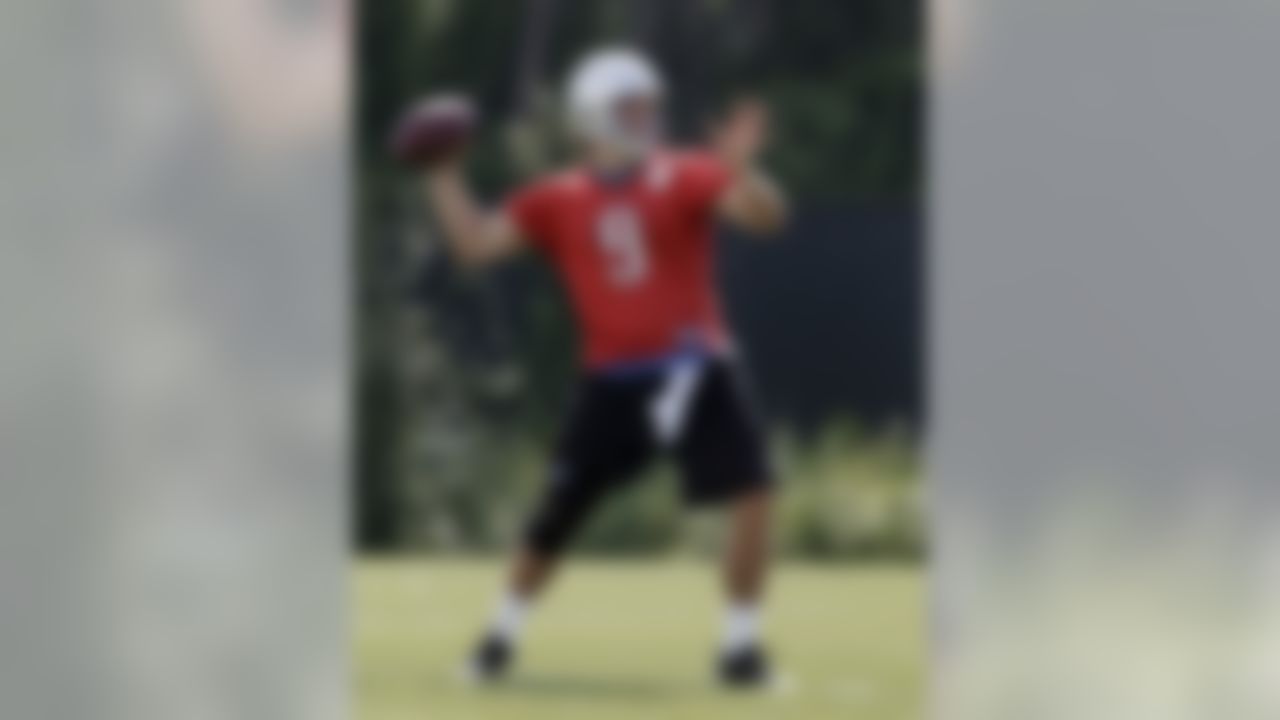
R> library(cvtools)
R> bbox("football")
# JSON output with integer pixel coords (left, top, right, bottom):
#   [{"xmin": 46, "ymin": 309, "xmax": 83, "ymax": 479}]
[{"xmin": 389, "ymin": 93, "xmax": 477, "ymax": 168}]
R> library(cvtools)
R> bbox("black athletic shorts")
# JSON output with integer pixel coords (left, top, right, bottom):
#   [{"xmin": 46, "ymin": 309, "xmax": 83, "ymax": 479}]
[{"xmin": 524, "ymin": 357, "xmax": 774, "ymax": 554}]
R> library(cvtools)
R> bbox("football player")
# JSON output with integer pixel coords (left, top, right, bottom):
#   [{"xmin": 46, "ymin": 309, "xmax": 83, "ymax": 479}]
[{"xmin": 419, "ymin": 47, "xmax": 788, "ymax": 688}]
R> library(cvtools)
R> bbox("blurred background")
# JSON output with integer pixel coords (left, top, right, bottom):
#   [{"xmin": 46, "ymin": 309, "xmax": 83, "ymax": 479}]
[{"xmin": 357, "ymin": 0, "xmax": 923, "ymax": 561}]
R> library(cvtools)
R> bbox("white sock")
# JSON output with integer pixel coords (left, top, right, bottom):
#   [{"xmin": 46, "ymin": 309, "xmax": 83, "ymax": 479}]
[
  {"xmin": 489, "ymin": 592, "xmax": 532, "ymax": 643},
  {"xmin": 721, "ymin": 602, "xmax": 761, "ymax": 653}
]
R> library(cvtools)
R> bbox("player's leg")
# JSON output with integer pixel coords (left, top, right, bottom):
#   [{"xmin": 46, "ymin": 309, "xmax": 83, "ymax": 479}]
[
  {"xmin": 466, "ymin": 476, "xmax": 605, "ymax": 682},
  {"xmin": 467, "ymin": 378, "xmax": 654, "ymax": 682},
  {"xmin": 674, "ymin": 360, "xmax": 778, "ymax": 687},
  {"xmin": 719, "ymin": 488, "xmax": 774, "ymax": 686},
  {"xmin": 724, "ymin": 487, "xmax": 771, "ymax": 601}
]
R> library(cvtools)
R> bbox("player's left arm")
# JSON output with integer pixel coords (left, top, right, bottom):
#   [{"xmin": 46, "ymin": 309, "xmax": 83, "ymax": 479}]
[{"xmin": 712, "ymin": 99, "xmax": 789, "ymax": 237}]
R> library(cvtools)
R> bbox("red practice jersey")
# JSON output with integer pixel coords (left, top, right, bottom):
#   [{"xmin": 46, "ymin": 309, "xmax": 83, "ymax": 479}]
[{"xmin": 505, "ymin": 150, "xmax": 734, "ymax": 369}]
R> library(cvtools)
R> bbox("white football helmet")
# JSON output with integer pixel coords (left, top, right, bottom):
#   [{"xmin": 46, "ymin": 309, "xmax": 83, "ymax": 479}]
[{"xmin": 566, "ymin": 47, "xmax": 665, "ymax": 158}]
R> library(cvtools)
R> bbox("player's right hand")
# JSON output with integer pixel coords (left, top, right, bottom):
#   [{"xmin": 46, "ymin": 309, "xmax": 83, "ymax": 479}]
[{"xmin": 389, "ymin": 93, "xmax": 477, "ymax": 170}]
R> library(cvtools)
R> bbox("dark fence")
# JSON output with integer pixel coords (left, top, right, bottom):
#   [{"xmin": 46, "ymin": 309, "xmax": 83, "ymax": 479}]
[{"xmin": 724, "ymin": 205, "xmax": 921, "ymax": 434}]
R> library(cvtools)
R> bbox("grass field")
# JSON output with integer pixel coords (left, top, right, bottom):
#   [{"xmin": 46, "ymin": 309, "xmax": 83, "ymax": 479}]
[{"xmin": 356, "ymin": 558, "xmax": 923, "ymax": 720}]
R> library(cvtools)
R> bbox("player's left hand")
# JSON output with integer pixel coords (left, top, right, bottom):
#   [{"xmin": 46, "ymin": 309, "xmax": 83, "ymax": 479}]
[{"xmin": 711, "ymin": 97, "xmax": 771, "ymax": 171}]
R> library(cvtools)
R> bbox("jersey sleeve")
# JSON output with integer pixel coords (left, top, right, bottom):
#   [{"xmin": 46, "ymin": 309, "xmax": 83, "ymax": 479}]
[
  {"xmin": 675, "ymin": 151, "xmax": 733, "ymax": 216},
  {"xmin": 503, "ymin": 180, "xmax": 560, "ymax": 254}
]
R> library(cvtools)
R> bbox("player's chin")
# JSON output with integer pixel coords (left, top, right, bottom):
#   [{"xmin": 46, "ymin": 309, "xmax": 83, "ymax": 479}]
[
  {"xmin": 616, "ymin": 132, "xmax": 661, "ymax": 160},
  {"xmin": 420, "ymin": 148, "xmax": 467, "ymax": 173}
]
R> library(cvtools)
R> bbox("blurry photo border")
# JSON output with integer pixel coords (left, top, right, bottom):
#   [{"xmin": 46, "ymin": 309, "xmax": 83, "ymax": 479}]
[
  {"xmin": 933, "ymin": 0, "xmax": 1280, "ymax": 717},
  {"xmin": 2, "ymin": 0, "xmax": 349, "ymax": 719}
]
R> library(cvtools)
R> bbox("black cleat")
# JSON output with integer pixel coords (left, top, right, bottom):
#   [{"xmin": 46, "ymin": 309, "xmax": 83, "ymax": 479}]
[
  {"xmin": 718, "ymin": 644, "xmax": 773, "ymax": 689},
  {"xmin": 466, "ymin": 634, "xmax": 514, "ymax": 683}
]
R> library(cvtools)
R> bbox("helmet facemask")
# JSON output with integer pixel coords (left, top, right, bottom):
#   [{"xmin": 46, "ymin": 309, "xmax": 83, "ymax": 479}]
[{"xmin": 605, "ymin": 94, "xmax": 664, "ymax": 159}]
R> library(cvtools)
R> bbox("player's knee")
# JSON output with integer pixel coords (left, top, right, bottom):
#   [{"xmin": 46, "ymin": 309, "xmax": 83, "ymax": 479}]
[
  {"xmin": 523, "ymin": 502, "xmax": 592, "ymax": 556},
  {"xmin": 523, "ymin": 517, "xmax": 575, "ymax": 556},
  {"xmin": 522, "ymin": 470, "xmax": 608, "ymax": 555}
]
